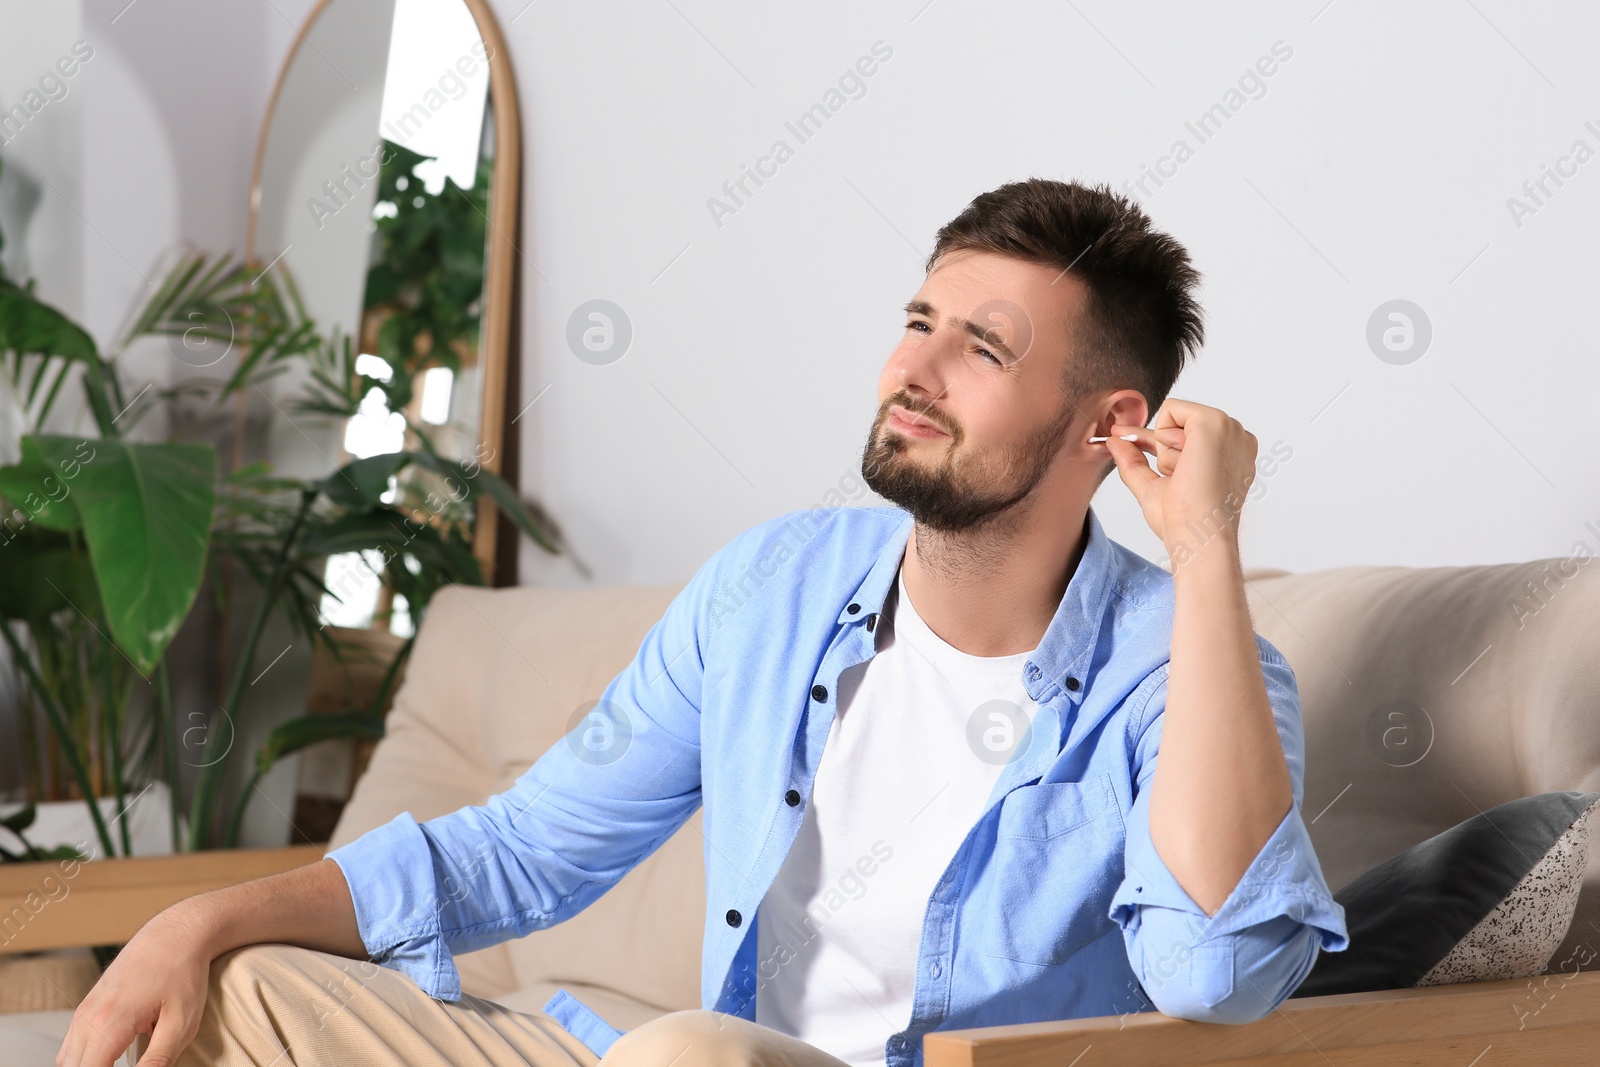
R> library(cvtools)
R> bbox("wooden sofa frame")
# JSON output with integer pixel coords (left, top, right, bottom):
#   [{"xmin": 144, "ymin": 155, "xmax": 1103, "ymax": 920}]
[{"xmin": 5, "ymin": 847, "xmax": 1597, "ymax": 1064}]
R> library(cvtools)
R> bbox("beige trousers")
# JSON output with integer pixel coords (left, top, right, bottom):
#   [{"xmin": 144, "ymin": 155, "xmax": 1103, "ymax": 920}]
[{"xmin": 165, "ymin": 944, "xmax": 853, "ymax": 1067}]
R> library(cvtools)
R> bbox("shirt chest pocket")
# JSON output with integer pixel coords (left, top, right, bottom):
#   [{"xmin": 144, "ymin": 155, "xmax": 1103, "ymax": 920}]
[{"xmin": 984, "ymin": 772, "xmax": 1128, "ymax": 967}]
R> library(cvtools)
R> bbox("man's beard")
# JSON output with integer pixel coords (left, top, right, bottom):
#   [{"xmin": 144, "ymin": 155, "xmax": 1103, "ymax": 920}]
[{"xmin": 860, "ymin": 390, "xmax": 1078, "ymax": 534}]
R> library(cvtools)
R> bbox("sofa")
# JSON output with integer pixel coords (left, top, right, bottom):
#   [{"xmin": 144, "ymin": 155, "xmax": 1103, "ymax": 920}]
[
  {"xmin": 4, "ymin": 546, "xmax": 1599, "ymax": 1063},
  {"xmin": 327, "ymin": 548, "xmax": 1600, "ymax": 1050}
]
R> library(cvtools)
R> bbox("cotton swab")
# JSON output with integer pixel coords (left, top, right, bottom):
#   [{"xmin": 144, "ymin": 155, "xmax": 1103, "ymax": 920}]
[{"xmin": 1088, "ymin": 434, "xmax": 1141, "ymax": 443}]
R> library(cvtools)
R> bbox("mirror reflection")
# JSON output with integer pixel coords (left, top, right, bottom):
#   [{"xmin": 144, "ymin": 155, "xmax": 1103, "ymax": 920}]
[{"xmin": 252, "ymin": 0, "xmax": 499, "ymax": 633}]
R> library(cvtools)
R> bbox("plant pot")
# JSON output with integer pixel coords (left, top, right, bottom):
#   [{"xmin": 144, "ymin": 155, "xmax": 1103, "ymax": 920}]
[{"xmin": 8, "ymin": 782, "xmax": 177, "ymax": 859}]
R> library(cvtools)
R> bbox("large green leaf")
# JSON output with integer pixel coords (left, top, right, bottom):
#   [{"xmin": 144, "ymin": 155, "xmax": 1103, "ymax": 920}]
[
  {"xmin": 0, "ymin": 279, "xmax": 105, "ymax": 430},
  {"xmin": 0, "ymin": 802, "xmax": 35, "ymax": 834},
  {"xmin": 319, "ymin": 451, "xmax": 411, "ymax": 511},
  {"xmin": 33, "ymin": 435, "xmax": 216, "ymax": 673},
  {"xmin": 0, "ymin": 279, "xmax": 98, "ymax": 362},
  {"xmin": 0, "ymin": 436, "xmax": 86, "ymax": 530},
  {"xmin": 0, "ymin": 539, "xmax": 100, "ymax": 620},
  {"xmin": 298, "ymin": 508, "xmax": 482, "ymax": 586}
]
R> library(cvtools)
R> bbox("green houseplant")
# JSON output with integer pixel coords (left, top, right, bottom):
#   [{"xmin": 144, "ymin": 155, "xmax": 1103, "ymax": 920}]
[
  {"xmin": 0, "ymin": 162, "xmax": 557, "ymax": 857},
  {"xmin": 361, "ymin": 138, "xmax": 491, "ymax": 411}
]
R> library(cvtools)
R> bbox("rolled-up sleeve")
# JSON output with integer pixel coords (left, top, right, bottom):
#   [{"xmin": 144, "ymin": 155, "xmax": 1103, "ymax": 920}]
[
  {"xmin": 1106, "ymin": 635, "xmax": 1349, "ymax": 1024},
  {"xmin": 326, "ymin": 534, "xmax": 737, "ymax": 1000}
]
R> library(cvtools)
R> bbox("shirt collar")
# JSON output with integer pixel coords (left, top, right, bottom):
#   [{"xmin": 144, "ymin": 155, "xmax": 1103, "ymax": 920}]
[
  {"xmin": 835, "ymin": 508, "xmax": 913, "ymax": 630},
  {"xmin": 838, "ymin": 504, "xmax": 1119, "ymax": 708}
]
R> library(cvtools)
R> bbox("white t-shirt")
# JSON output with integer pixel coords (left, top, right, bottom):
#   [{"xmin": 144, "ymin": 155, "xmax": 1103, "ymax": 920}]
[{"xmin": 755, "ymin": 564, "xmax": 1039, "ymax": 1064}]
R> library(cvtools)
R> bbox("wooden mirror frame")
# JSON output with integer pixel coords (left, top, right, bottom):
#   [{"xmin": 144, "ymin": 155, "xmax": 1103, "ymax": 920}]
[{"xmin": 242, "ymin": 0, "xmax": 521, "ymax": 580}]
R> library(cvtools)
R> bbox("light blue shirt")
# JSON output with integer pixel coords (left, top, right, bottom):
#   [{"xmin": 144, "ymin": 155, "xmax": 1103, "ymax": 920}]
[{"xmin": 328, "ymin": 504, "xmax": 1349, "ymax": 1064}]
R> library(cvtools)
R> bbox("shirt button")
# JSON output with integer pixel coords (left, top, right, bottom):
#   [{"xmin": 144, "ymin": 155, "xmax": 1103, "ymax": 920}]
[
  {"xmin": 1066, "ymin": 676, "xmax": 1081, "ymax": 691},
  {"xmin": 811, "ymin": 684, "xmax": 828, "ymax": 702},
  {"xmin": 1027, "ymin": 665, "xmax": 1041, "ymax": 680},
  {"xmin": 866, "ymin": 614, "xmax": 879, "ymax": 632},
  {"xmin": 847, "ymin": 603, "xmax": 860, "ymax": 614},
  {"xmin": 888, "ymin": 1036, "xmax": 906, "ymax": 1050},
  {"xmin": 726, "ymin": 909, "xmax": 742, "ymax": 928},
  {"xmin": 930, "ymin": 960, "xmax": 942, "ymax": 978},
  {"xmin": 785, "ymin": 789, "xmax": 801, "ymax": 807}
]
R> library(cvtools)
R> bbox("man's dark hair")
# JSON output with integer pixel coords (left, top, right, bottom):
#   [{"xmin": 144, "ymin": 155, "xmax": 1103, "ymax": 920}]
[{"xmin": 925, "ymin": 178, "xmax": 1204, "ymax": 424}]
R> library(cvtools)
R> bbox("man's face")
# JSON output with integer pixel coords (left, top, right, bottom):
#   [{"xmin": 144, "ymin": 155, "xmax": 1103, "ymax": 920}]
[{"xmin": 862, "ymin": 249, "xmax": 1091, "ymax": 532}]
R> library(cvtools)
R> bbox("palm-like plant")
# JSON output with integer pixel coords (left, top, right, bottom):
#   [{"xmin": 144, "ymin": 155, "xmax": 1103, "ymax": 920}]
[{"xmin": 0, "ymin": 162, "xmax": 559, "ymax": 856}]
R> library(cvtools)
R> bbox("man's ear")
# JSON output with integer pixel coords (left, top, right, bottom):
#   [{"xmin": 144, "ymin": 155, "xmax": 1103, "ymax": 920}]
[{"xmin": 1092, "ymin": 389, "xmax": 1150, "ymax": 435}]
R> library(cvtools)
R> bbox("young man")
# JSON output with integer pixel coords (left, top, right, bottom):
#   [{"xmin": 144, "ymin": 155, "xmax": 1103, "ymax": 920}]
[{"xmin": 60, "ymin": 178, "xmax": 1347, "ymax": 1067}]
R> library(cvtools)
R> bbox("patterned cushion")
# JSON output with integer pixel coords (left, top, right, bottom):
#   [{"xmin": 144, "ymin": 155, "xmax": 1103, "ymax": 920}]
[{"xmin": 1292, "ymin": 791, "xmax": 1600, "ymax": 998}]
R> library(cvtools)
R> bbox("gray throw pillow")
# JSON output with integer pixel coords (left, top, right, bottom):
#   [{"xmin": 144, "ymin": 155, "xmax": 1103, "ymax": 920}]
[{"xmin": 1291, "ymin": 790, "xmax": 1600, "ymax": 998}]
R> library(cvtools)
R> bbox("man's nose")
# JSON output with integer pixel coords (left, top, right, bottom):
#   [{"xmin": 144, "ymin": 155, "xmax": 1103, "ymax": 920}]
[{"xmin": 893, "ymin": 332, "xmax": 955, "ymax": 397}]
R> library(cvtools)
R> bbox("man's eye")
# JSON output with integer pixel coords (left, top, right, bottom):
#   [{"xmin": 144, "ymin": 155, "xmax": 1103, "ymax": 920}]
[
  {"xmin": 975, "ymin": 347, "xmax": 1001, "ymax": 366},
  {"xmin": 905, "ymin": 320, "xmax": 930, "ymax": 333}
]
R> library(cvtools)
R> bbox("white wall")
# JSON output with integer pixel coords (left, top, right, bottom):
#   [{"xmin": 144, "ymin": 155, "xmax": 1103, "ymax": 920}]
[
  {"xmin": 0, "ymin": 0, "xmax": 85, "ymax": 327},
  {"xmin": 36, "ymin": 0, "xmax": 1600, "ymax": 587},
  {"xmin": 499, "ymin": 0, "xmax": 1600, "ymax": 583}
]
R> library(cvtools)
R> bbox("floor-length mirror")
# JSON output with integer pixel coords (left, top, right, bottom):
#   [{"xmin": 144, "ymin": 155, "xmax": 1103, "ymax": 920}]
[{"xmin": 237, "ymin": 0, "xmax": 520, "ymax": 844}]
